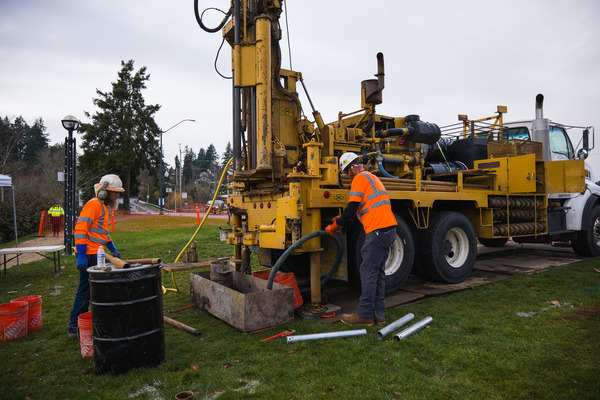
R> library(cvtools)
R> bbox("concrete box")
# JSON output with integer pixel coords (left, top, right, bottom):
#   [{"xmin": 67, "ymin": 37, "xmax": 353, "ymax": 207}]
[{"xmin": 190, "ymin": 270, "xmax": 294, "ymax": 332}]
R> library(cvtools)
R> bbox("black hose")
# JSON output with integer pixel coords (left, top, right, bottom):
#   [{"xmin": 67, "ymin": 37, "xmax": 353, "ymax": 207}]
[
  {"xmin": 194, "ymin": 0, "xmax": 231, "ymax": 33},
  {"xmin": 266, "ymin": 230, "xmax": 342, "ymax": 291}
]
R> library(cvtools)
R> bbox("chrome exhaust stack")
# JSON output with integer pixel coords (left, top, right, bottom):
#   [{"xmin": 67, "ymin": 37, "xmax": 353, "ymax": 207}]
[{"xmin": 532, "ymin": 93, "xmax": 552, "ymax": 161}]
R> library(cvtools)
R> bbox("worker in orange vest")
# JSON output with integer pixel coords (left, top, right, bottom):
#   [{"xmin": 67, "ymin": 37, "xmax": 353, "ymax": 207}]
[
  {"xmin": 326, "ymin": 153, "xmax": 397, "ymax": 326},
  {"xmin": 67, "ymin": 174, "xmax": 124, "ymax": 338},
  {"xmin": 48, "ymin": 201, "xmax": 64, "ymax": 237}
]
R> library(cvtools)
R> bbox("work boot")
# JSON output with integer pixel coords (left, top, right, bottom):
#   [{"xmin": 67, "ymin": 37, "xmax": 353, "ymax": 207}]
[
  {"xmin": 67, "ymin": 328, "xmax": 78, "ymax": 339},
  {"xmin": 375, "ymin": 316, "xmax": 386, "ymax": 326},
  {"xmin": 341, "ymin": 313, "xmax": 373, "ymax": 326}
]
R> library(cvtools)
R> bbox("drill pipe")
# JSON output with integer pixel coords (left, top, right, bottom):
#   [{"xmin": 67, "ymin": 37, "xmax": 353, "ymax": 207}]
[
  {"xmin": 286, "ymin": 329, "xmax": 367, "ymax": 343},
  {"xmin": 376, "ymin": 313, "xmax": 415, "ymax": 340},
  {"xmin": 393, "ymin": 316, "xmax": 433, "ymax": 341}
]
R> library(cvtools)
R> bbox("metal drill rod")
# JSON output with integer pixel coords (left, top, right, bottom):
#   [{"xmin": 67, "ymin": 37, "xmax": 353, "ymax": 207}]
[
  {"xmin": 393, "ymin": 316, "xmax": 433, "ymax": 341},
  {"xmin": 286, "ymin": 329, "xmax": 367, "ymax": 343},
  {"xmin": 376, "ymin": 313, "xmax": 415, "ymax": 340}
]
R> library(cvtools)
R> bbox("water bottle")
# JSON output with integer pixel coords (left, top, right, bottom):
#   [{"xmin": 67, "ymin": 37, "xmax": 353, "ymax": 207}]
[{"xmin": 97, "ymin": 245, "xmax": 106, "ymax": 269}]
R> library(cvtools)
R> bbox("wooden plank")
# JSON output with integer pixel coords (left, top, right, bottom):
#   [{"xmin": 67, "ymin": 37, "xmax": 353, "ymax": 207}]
[
  {"xmin": 162, "ymin": 260, "xmax": 218, "ymax": 272},
  {"xmin": 401, "ymin": 270, "xmax": 510, "ymax": 296},
  {"xmin": 474, "ymin": 252, "xmax": 579, "ymax": 275}
]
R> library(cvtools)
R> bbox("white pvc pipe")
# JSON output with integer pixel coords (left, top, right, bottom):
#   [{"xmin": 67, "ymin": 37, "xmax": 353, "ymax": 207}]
[
  {"xmin": 393, "ymin": 317, "xmax": 433, "ymax": 341},
  {"xmin": 376, "ymin": 313, "xmax": 415, "ymax": 340},
  {"xmin": 286, "ymin": 329, "xmax": 367, "ymax": 343}
]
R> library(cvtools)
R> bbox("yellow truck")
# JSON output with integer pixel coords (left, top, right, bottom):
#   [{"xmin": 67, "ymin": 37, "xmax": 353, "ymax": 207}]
[{"xmin": 194, "ymin": 0, "xmax": 599, "ymax": 314}]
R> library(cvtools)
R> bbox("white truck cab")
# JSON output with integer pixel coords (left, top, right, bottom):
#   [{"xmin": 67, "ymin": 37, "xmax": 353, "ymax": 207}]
[{"xmin": 501, "ymin": 94, "xmax": 599, "ymax": 256}]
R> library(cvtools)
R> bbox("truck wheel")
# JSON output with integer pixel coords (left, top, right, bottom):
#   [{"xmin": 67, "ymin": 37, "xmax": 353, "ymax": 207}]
[
  {"xmin": 348, "ymin": 215, "xmax": 415, "ymax": 293},
  {"xmin": 571, "ymin": 205, "xmax": 600, "ymax": 257},
  {"xmin": 479, "ymin": 238, "xmax": 509, "ymax": 247},
  {"xmin": 420, "ymin": 211, "xmax": 477, "ymax": 283}
]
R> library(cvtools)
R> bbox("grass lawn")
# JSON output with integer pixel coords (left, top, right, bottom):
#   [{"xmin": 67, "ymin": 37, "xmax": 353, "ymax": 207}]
[{"xmin": 1, "ymin": 225, "xmax": 599, "ymax": 399}]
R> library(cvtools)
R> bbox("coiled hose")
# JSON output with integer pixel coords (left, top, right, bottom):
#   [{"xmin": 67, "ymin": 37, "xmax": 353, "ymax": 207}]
[{"xmin": 266, "ymin": 230, "xmax": 342, "ymax": 292}]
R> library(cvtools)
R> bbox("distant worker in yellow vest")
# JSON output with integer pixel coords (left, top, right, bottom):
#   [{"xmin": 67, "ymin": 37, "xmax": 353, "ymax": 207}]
[
  {"xmin": 48, "ymin": 201, "xmax": 65, "ymax": 237},
  {"xmin": 325, "ymin": 153, "xmax": 397, "ymax": 326}
]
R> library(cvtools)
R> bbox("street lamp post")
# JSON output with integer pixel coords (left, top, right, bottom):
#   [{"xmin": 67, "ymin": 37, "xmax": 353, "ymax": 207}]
[
  {"xmin": 160, "ymin": 119, "xmax": 195, "ymax": 214},
  {"xmin": 62, "ymin": 115, "xmax": 80, "ymax": 255}
]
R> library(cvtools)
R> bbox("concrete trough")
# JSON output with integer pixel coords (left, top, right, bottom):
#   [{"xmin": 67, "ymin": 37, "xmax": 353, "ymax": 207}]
[{"xmin": 190, "ymin": 270, "xmax": 294, "ymax": 332}]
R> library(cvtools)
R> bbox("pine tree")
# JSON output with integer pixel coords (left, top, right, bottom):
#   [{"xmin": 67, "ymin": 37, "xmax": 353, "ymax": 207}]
[
  {"xmin": 221, "ymin": 142, "xmax": 232, "ymax": 168},
  {"xmin": 78, "ymin": 60, "xmax": 161, "ymax": 210}
]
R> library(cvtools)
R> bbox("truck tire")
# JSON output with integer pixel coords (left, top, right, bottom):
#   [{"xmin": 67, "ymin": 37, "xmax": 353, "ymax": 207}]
[
  {"xmin": 571, "ymin": 205, "xmax": 600, "ymax": 257},
  {"xmin": 479, "ymin": 238, "xmax": 509, "ymax": 247},
  {"xmin": 419, "ymin": 211, "xmax": 477, "ymax": 283},
  {"xmin": 348, "ymin": 215, "xmax": 415, "ymax": 293}
]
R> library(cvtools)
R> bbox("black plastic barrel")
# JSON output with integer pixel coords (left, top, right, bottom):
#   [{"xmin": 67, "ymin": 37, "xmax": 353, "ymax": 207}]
[{"xmin": 88, "ymin": 263, "xmax": 165, "ymax": 374}]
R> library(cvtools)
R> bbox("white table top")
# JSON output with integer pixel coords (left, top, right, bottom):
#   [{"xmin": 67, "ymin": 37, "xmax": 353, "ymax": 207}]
[{"xmin": 0, "ymin": 245, "xmax": 65, "ymax": 255}]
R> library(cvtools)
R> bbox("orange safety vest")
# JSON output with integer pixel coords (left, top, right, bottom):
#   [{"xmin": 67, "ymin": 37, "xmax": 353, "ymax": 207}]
[
  {"xmin": 74, "ymin": 197, "xmax": 112, "ymax": 255},
  {"xmin": 349, "ymin": 171, "xmax": 397, "ymax": 233}
]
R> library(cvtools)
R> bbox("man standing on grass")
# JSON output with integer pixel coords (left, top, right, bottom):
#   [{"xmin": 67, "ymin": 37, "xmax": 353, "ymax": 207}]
[
  {"xmin": 325, "ymin": 153, "xmax": 397, "ymax": 326},
  {"xmin": 67, "ymin": 174, "xmax": 124, "ymax": 338}
]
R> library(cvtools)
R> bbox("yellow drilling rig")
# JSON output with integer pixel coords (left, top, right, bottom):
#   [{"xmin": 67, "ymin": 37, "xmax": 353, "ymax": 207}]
[{"xmin": 194, "ymin": 0, "xmax": 599, "ymax": 316}]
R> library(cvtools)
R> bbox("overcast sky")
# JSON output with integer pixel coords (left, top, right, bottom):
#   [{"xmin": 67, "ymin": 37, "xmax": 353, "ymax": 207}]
[{"xmin": 1, "ymin": 0, "xmax": 599, "ymax": 177}]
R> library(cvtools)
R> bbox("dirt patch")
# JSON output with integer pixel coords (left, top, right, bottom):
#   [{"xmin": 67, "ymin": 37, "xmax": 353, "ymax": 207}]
[
  {"xmin": 2, "ymin": 236, "xmax": 65, "ymax": 270},
  {"xmin": 563, "ymin": 308, "xmax": 600, "ymax": 320}
]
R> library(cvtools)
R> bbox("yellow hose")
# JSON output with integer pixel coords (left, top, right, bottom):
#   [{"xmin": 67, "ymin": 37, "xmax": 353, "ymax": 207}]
[{"xmin": 163, "ymin": 157, "xmax": 233, "ymax": 293}]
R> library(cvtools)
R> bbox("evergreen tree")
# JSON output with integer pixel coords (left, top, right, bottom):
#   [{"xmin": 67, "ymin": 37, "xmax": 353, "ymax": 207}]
[
  {"xmin": 205, "ymin": 144, "xmax": 219, "ymax": 174},
  {"xmin": 183, "ymin": 146, "xmax": 195, "ymax": 185},
  {"xmin": 22, "ymin": 118, "xmax": 50, "ymax": 168},
  {"xmin": 78, "ymin": 60, "xmax": 161, "ymax": 210},
  {"xmin": 196, "ymin": 148, "xmax": 206, "ymax": 171},
  {"xmin": 0, "ymin": 116, "xmax": 49, "ymax": 174},
  {"xmin": 221, "ymin": 141, "xmax": 233, "ymax": 167}
]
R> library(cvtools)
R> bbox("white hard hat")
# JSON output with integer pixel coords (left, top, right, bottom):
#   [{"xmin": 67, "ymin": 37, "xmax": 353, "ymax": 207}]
[
  {"xmin": 339, "ymin": 152, "xmax": 361, "ymax": 172},
  {"xmin": 95, "ymin": 174, "xmax": 125, "ymax": 193}
]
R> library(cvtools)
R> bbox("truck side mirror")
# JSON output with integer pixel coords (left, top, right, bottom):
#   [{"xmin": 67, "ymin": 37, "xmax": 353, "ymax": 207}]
[
  {"xmin": 577, "ymin": 148, "xmax": 588, "ymax": 160},
  {"xmin": 583, "ymin": 129, "xmax": 589, "ymax": 150}
]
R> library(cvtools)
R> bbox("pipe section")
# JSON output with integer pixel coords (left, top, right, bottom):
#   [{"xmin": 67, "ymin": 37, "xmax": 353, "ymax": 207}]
[
  {"xmin": 393, "ymin": 316, "xmax": 433, "ymax": 341},
  {"xmin": 376, "ymin": 313, "xmax": 415, "ymax": 340},
  {"xmin": 286, "ymin": 329, "xmax": 367, "ymax": 343},
  {"xmin": 535, "ymin": 93, "xmax": 544, "ymax": 119},
  {"xmin": 255, "ymin": 15, "xmax": 272, "ymax": 170},
  {"xmin": 532, "ymin": 93, "xmax": 552, "ymax": 161},
  {"xmin": 232, "ymin": 0, "xmax": 242, "ymax": 170}
]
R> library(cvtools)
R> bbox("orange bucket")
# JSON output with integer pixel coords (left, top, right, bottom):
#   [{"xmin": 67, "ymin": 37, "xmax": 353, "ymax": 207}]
[
  {"xmin": 11, "ymin": 295, "xmax": 42, "ymax": 332},
  {"xmin": 78, "ymin": 312, "xmax": 93, "ymax": 359},
  {"xmin": 252, "ymin": 270, "xmax": 303, "ymax": 309},
  {"xmin": 0, "ymin": 301, "xmax": 28, "ymax": 341}
]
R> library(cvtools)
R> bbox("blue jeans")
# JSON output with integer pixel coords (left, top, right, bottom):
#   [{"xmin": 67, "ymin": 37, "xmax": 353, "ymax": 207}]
[
  {"xmin": 68, "ymin": 254, "xmax": 97, "ymax": 332},
  {"xmin": 357, "ymin": 226, "xmax": 396, "ymax": 320}
]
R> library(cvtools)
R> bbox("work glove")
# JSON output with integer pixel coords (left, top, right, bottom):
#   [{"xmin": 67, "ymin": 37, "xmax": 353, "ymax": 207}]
[
  {"xmin": 76, "ymin": 244, "xmax": 88, "ymax": 271},
  {"xmin": 325, "ymin": 218, "xmax": 341, "ymax": 237},
  {"xmin": 105, "ymin": 240, "xmax": 120, "ymax": 259}
]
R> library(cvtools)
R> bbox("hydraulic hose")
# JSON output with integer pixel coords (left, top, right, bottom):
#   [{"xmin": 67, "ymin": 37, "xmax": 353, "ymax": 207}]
[
  {"xmin": 174, "ymin": 157, "xmax": 233, "ymax": 263},
  {"xmin": 378, "ymin": 161, "xmax": 398, "ymax": 179},
  {"xmin": 194, "ymin": 1, "xmax": 231, "ymax": 33},
  {"xmin": 163, "ymin": 158, "xmax": 233, "ymax": 294},
  {"xmin": 266, "ymin": 230, "xmax": 343, "ymax": 291}
]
